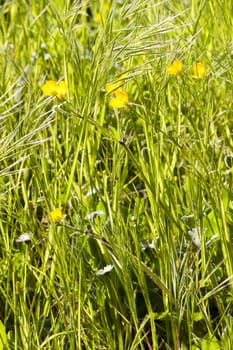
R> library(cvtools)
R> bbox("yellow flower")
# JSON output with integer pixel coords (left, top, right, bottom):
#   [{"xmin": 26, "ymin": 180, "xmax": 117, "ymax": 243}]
[
  {"xmin": 95, "ymin": 12, "xmax": 101, "ymax": 23},
  {"xmin": 41, "ymin": 80, "xmax": 58, "ymax": 96},
  {"xmin": 109, "ymin": 90, "xmax": 128, "ymax": 109},
  {"xmin": 192, "ymin": 63, "xmax": 207, "ymax": 78},
  {"xmin": 105, "ymin": 74, "xmax": 127, "ymax": 93},
  {"xmin": 167, "ymin": 60, "xmax": 183, "ymax": 75},
  {"xmin": 103, "ymin": 3, "xmax": 110, "ymax": 12},
  {"xmin": 96, "ymin": 3, "xmax": 110, "ymax": 23},
  {"xmin": 56, "ymin": 81, "xmax": 68, "ymax": 100},
  {"xmin": 49, "ymin": 208, "xmax": 64, "ymax": 222},
  {"xmin": 41, "ymin": 80, "xmax": 68, "ymax": 100}
]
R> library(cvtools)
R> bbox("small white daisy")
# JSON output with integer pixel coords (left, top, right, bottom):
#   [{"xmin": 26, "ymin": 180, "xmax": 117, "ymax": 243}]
[
  {"xmin": 96, "ymin": 265, "xmax": 114, "ymax": 276},
  {"xmin": 16, "ymin": 232, "xmax": 33, "ymax": 243}
]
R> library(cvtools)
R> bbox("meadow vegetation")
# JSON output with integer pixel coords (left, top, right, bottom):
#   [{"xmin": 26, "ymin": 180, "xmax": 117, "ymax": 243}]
[{"xmin": 0, "ymin": 0, "xmax": 233, "ymax": 349}]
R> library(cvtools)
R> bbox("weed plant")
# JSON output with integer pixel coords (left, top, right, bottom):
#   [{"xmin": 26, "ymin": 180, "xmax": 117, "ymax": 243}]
[{"xmin": 0, "ymin": 0, "xmax": 233, "ymax": 349}]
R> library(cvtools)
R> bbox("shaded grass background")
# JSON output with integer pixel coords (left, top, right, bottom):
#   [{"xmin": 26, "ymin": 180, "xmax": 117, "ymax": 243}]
[{"xmin": 0, "ymin": 0, "xmax": 233, "ymax": 349}]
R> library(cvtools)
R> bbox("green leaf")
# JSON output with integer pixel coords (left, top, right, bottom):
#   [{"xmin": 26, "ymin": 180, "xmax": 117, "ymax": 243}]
[
  {"xmin": 193, "ymin": 312, "xmax": 203, "ymax": 322},
  {"xmin": 0, "ymin": 321, "xmax": 7, "ymax": 350},
  {"xmin": 201, "ymin": 335, "xmax": 221, "ymax": 350}
]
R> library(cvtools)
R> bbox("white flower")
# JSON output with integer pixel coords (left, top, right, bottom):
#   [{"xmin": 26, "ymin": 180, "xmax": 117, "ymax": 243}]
[
  {"xmin": 16, "ymin": 233, "xmax": 33, "ymax": 243},
  {"xmin": 85, "ymin": 186, "xmax": 99, "ymax": 197},
  {"xmin": 31, "ymin": 51, "xmax": 38, "ymax": 62},
  {"xmin": 96, "ymin": 265, "xmax": 114, "ymax": 276},
  {"xmin": 188, "ymin": 228, "xmax": 201, "ymax": 248},
  {"xmin": 141, "ymin": 240, "xmax": 155, "ymax": 251},
  {"xmin": 44, "ymin": 53, "xmax": 50, "ymax": 61}
]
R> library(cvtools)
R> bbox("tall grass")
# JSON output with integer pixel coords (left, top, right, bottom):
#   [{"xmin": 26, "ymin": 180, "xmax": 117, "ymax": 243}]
[{"xmin": 0, "ymin": 0, "xmax": 233, "ymax": 349}]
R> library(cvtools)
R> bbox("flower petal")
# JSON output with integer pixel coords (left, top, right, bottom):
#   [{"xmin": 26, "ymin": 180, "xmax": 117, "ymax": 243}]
[
  {"xmin": 16, "ymin": 233, "xmax": 32, "ymax": 242},
  {"xmin": 41, "ymin": 80, "xmax": 58, "ymax": 96},
  {"xmin": 49, "ymin": 208, "xmax": 64, "ymax": 222},
  {"xmin": 56, "ymin": 81, "xmax": 68, "ymax": 100},
  {"xmin": 41, "ymin": 80, "xmax": 67, "ymax": 100},
  {"xmin": 109, "ymin": 90, "xmax": 128, "ymax": 108},
  {"xmin": 167, "ymin": 60, "xmax": 183, "ymax": 75},
  {"xmin": 96, "ymin": 265, "xmax": 114, "ymax": 276},
  {"xmin": 105, "ymin": 74, "xmax": 127, "ymax": 93}
]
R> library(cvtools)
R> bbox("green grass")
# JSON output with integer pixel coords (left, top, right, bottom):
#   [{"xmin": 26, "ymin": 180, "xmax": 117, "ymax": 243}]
[{"xmin": 0, "ymin": 0, "xmax": 233, "ymax": 349}]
